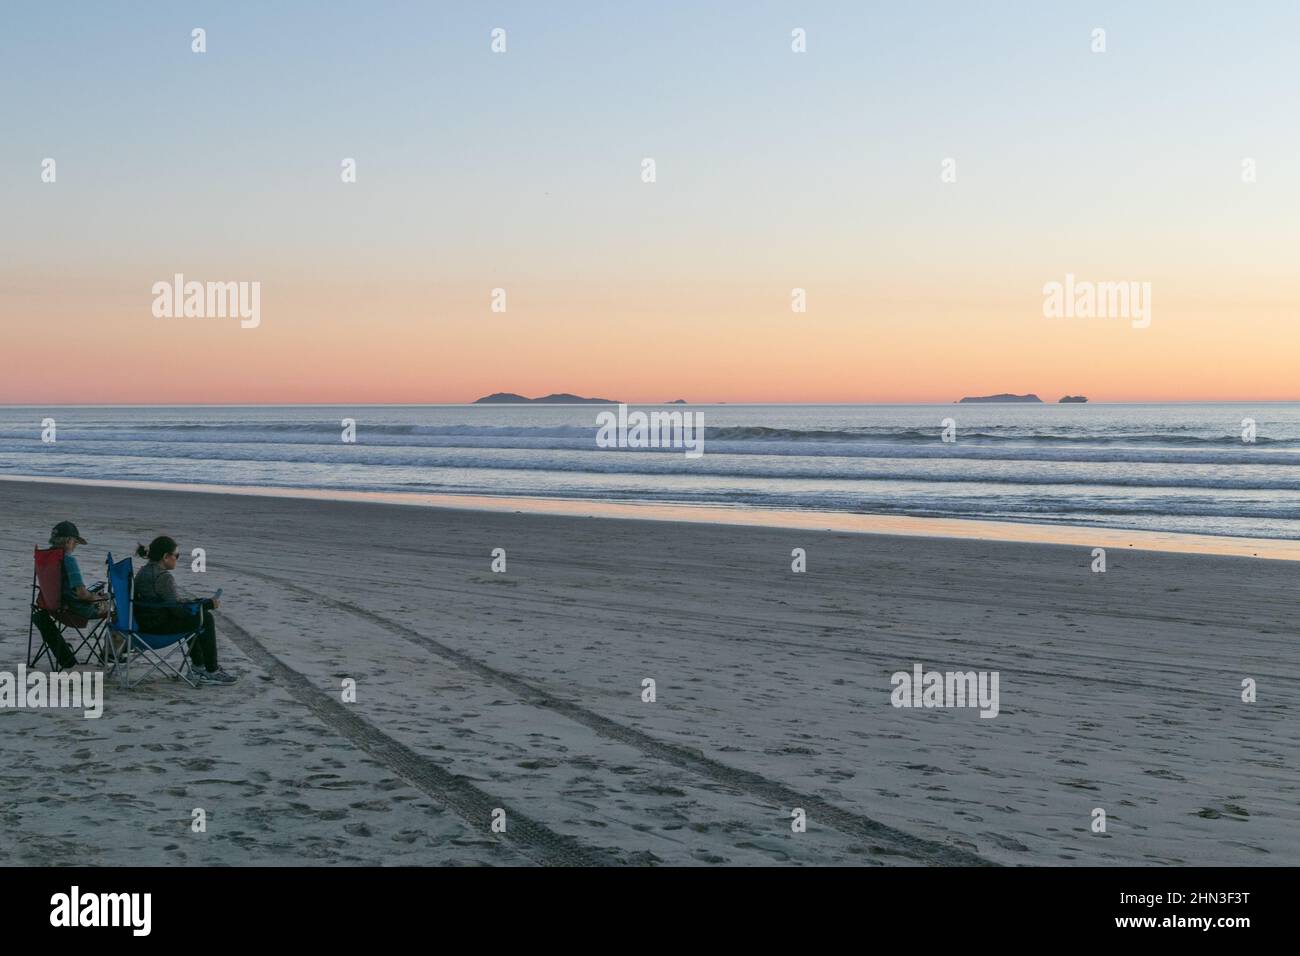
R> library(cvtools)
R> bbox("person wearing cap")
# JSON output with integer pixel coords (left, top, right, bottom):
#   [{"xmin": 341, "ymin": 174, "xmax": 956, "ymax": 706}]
[{"xmin": 49, "ymin": 520, "xmax": 110, "ymax": 619}]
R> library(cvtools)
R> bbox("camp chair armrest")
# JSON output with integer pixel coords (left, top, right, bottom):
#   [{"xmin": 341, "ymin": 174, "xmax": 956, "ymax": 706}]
[{"xmin": 133, "ymin": 600, "xmax": 205, "ymax": 613}]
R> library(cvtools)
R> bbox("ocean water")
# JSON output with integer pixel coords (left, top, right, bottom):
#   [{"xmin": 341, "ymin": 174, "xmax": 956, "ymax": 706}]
[{"xmin": 2, "ymin": 403, "xmax": 1299, "ymax": 540}]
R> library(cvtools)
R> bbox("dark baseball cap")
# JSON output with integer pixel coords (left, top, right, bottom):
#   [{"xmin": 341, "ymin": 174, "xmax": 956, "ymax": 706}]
[{"xmin": 52, "ymin": 520, "xmax": 87, "ymax": 544}]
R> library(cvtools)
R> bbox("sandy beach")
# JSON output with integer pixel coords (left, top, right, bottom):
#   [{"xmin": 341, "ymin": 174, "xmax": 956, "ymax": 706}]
[{"xmin": 1, "ymin": 478, "xmax": 1296, "ymax": 866}]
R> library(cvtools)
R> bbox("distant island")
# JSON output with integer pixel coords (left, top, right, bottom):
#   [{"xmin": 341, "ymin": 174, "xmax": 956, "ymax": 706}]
[
  {"xmin": 473, "ymin": 392, "xmax": 619, "ymax": 404},
  {"xmin": 1058, "ymin": 395, "xmax": 1088, "ymax": 403},
  {"xmin": 666, "ymin": 399, "xmax": 688, "ymax": 404},
  {"xmin": 958, "ymin": 393, "xmax": 1043, "ymax": 404}
]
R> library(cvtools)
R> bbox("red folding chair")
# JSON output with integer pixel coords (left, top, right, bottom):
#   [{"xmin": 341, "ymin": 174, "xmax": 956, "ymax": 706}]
[{"xmin": 28, "ymin": 547, "xmax": 108, "ymax": 671}]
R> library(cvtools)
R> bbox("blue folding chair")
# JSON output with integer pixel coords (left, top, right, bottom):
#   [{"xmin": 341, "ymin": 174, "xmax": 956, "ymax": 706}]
[{"xmin": 105, "ymin": 553, "xmax": 204, "ymax": 689}]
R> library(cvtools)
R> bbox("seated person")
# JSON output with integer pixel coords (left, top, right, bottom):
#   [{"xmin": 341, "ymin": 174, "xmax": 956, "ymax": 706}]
[
  {"xmin": 133, "ymin": 535, "xmax": 236, "ymax": 685},
  {"xmin": 50, "ymin": 520, "xmax": 110, "ymax": 620}
]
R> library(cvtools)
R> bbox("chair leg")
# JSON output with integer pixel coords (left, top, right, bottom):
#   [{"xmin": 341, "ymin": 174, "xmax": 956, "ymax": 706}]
[
  {"xmin": 28, "ymin": 577, "xmax": 40, "ymax": 668},
  {"xmin": 30, "ymin": 610, "xmax": 75, "ymax": 671},
  {"xmin": 28, "ymin": 609, "xmax": 51, "ymax": 669},
  {"xmin": 120, "ymin": 640, "xmax": 158, "ymax": 689},
  {"xmin": 28, "ymin": 628, "xmax": 51, "ymax": 669},
  {"xmin": 71, "ymin": 617, "xmax": 109, "ymax": 667},
  {"xmin": 67, "ymin": 626, "xmax": 89, "ymax": 665},
  {"xmin": 103, "ymin": 628, "xmax": 124, "ymax": 679},
  {"xmin": 120, "ymin": 636, "xmax": 202, "ymax": 689}
]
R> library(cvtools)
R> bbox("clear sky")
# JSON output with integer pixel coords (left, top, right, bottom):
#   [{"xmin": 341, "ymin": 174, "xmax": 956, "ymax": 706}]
[{"xmin": 2, "ymin": 1, "xmax": 1298, "ymax": 404}]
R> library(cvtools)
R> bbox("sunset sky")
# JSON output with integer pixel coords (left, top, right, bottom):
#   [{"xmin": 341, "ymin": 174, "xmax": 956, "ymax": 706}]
[{"xmin": 3, "ymin": 1, "xmax": 1298, "ymax": 404}]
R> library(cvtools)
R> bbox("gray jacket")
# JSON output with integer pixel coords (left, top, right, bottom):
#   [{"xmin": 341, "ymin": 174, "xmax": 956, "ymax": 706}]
[{"xmin": 134, "ymin": 560, "xmax": 189, "ymax": 606}]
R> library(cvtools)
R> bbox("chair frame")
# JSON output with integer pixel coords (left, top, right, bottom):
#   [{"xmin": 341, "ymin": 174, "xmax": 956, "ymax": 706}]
[
  {"xmin": 28, "ymin": 546, "xmax": 109, "ymax": 671},
  {"xmin": 104, "ymin": 553, "xmax": 205, "ymax": 690}
]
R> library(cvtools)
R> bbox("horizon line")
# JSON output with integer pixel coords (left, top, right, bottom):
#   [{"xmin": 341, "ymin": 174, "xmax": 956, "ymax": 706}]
[{"xmin": 4, "ymin": 399, "xmax": 1300, "ymax": 409}]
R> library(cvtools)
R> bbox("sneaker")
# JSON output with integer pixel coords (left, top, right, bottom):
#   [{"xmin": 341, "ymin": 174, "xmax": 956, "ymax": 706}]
[{"xmin": 198, "ymin": 667, "xmax": 238, "ymax": 685}]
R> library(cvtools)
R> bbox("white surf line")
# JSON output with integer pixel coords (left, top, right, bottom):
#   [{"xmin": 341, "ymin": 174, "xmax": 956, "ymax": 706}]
[
  {"xmin": 231, "ymin": 566, "xmax": 995, "ymax": 866},
  {"xmin": 219, "ymin": 615, "xmax": 623, "ymax": 867},
  {"xmin": 3, "ymin": 475, "xmax": 1296, "ymax": 562}
]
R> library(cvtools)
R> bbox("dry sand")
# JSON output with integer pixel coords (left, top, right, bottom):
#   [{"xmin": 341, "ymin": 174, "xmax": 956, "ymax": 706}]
[{"xmin": 1, "ymin": 479, "xmax": 1296, "ymax": 866}]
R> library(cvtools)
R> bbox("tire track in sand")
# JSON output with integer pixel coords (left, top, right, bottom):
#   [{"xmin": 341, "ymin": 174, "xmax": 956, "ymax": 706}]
[
  {"xmin": 231, "ymin": 566, "xmax": 994, "ymax": 866},
  {"xmin": 220, "ymin": 615, "xmax": 622, "ymax": 867}
]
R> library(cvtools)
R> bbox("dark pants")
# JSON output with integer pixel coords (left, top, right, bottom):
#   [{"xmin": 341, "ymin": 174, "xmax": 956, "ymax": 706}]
[
  {"xmin": 65, "ymin": 597, "xmax": 107, "ymax": 619},
  {"xmin": 188, "ymin": 609, "xmax": 218, "ymax": 671},
  {"xmin": 140, "ymin": 602, "xmax": 218, "ymax": 671},
  {"xmin": 32, "ymin": 610, "xmax": 78, "ymax": 668}
]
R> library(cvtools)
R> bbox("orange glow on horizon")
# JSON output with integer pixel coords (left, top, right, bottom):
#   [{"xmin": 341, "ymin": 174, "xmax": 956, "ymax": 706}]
[{"xmin": 3, "ymin": 276, "xmax": 1297, "ymax": 405}]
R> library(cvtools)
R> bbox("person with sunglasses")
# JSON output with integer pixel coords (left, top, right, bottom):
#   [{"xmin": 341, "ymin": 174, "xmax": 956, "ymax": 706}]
[{"xmin": 133, "ymin": 535, "xmax": 236, "ymax": 685}]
